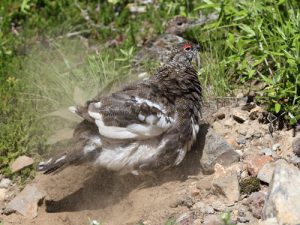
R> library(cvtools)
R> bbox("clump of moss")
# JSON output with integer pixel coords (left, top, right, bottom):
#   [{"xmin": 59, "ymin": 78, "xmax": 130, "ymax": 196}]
[{"xmin": 240, "ymin": 177, "xmax": 260, "ymax": 194}]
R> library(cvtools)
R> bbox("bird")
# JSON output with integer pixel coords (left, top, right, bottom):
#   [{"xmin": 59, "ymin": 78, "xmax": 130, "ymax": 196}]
[
  {"xmin": 133, "ymin": 13, "xmax": 218, "ymax": 67},
  {"xmin": 38, "ymin": 42, "xmax": 202, "ymax": 175}
]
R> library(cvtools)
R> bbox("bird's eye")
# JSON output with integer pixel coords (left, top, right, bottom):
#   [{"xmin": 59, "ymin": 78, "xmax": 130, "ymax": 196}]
[
  {"xmin": 177, "ymin": 22, "xmax": 183, "ymax": 26},
  {"xmin": 183, "ymin": 43, "xmax": 192, "ymax": 51}
]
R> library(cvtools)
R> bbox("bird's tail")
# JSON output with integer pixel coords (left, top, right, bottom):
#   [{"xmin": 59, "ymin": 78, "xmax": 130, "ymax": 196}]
[{"xmin": 37, "ymin": 136, "xmax": 101, "ymax": 174}]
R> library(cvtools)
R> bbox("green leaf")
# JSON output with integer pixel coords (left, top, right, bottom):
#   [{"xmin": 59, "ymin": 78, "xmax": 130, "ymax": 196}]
[
  {"xmin": 259, "ymin": 74, "xmax": 273, "ymax": 85},
  {"xmin": 275, "ymin": 103, "xmax": 281, "ymax": 113},
  {"xmin": 239, "ymin": 25, "xmax": 256, "ymax": 37}
]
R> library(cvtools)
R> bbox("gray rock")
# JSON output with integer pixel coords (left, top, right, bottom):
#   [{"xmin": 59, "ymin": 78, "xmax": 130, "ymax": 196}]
[
  {"xmin": 211, "ymin": 200, "xmax": 226, "ymax": 212},
  {"xmin": 263, "ymin": 160, "xmax": 300, "ymax": 224},
  {"xmin": 253, "ymin": 132, "xmax": 262, "ymax": 138},
  {"xmin": 203, "ymin": 214, "xmax": 223, "ymax": 225},
  {"xmin": 175, "ymin": 211, "xmax": 195, "ymax": 225},
  {"xmin": 272, "ymin": 143, "xmax": 280, "ymax": 151},
  {"xmin": 192, "ymin": 202, "xmax": 214, "ymax": 214},
  {"xmin": 236, "ymin": 136, "xmax": 246, "ymax": 145},
  {"xmin": 292, "ymin": 137, "xmax": 300, "ymax": 157},
  {"xmin": 247, "ymin": 192, "xmax": 266, "ymax": 219},
  {"xmin": 0, "ymin": 178, "xmax": 12, "ymax": 189},
  {"xmin": 259, "ymin": 148, "xmax": 273, "ymax": 156},
  {"xmin": 237, "ymin": 217, "xmax": 249, "ymax": 223},
  {"xmin": 10, "ymin": 156, "xmax": 34, "ymax": 173},
  {"xmin": 290, "ymin": 155, "xmax": 300, "ymax": 164},
  {"xmin": 245, "ymin": 133, "xmax": 253, "ymax": 140},
  {"xmin": 257, "ymin": 159, "xmax": 285, "ymax": 184},
  {"xmin": 6, "ymin": 184, "xmax": 45, "ymax": 219},
  {"xmin": 200, "ymin": 128, "xmax": 240, "ymax": 173},
  {"xmin": 238, "ymin": 128, "xmax": 248, "ymax": 136},
  {"xmin": 211, "ymin": 164, "xmax": 240, "ymax": 204}
]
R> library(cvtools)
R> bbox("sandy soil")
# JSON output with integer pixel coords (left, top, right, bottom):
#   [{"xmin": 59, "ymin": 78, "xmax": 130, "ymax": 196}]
[{"xmin": 2, "ymin": 145, "xmax": 205, "ymax": 225}]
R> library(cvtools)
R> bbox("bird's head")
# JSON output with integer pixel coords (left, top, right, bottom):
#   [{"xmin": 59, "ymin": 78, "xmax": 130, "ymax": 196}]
[
  {"xmin": 165, "ymin": 16, "xmax": 190, "ymax": 35},
  {"xmin": 167, "ymin": 42, "xmax": 200, "ymax": 66}
]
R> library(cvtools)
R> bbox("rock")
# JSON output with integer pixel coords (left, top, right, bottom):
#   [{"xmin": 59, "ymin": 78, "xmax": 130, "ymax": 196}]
[
  {"xmin": 240, "ymin": 170, "xmax": 248, "ymax": 179},
  {"xmin": 272, "ymin": 143, "xmax": 280, "ymax": 151},
  {"xmin": 290, "ymin": 155, "xmax": 300, "ymax": 164},
  {"xmin": 258, "ymin": 218, "xmax": 279, "ymax": 225},
  {"xmin": 232, "ymin": 109, "xmax": 248, "ymax": 123},
  {"xmin": 175, "ymin": 211, "xmax": 195, "ymax": 225},
  {"xmin": 200, "ymin": 128, "xmax": 240, "ymax": 173},
  {"xmin": 241, "ymin": 102, "xmax": 256, "ymax": 112},
  {"xmin": 193, "ymin": 219, "xmax": 202, "ymax": 225},
  {"xmin": 0, "ymin": 188, "xmax": 7, "ymax": 201},
  {"xmin": 292, "ymin": 137, "xmax": 300, "ymax": 157},
  {"xmin": 238, "ymin": 127, "xmax": 248, "ymax": 136},
  {"xmin": 253, "ymin": 132, "xmax": 262, "ymax": 138},
  {"xmin": 237, "ymin": 208, "xmax": 250, "ymax": 223},
  {"xmin": 213, "ymin": 112, "xmax": 226, "ymax": 121},
  {"xmin": 170, "ymin": 196, "xmax": 194, "ymax": 209},
  {"xmin": 196, "ymin": 175, "xmax": 213, "ymax": 191},
  {"xmin": 244, "ymin": 155, "xmax": 273, "ymax": 176},
  {"xmin": 263, "ymin": 161, "xmax": 300, "ymax": 224},
  {"xmin": 6, "ymin": 184, "xmax": 45, "ymax": 219},
  {"xmin": 236, "ymin": 150, "xmax": 243, "ymax": 157},
  {"xmin": 237, "ymin": 217, "xmax": 249, "ymax": 223},
  {"xmin": 211, "ymin": 164, "xmax": 240, "ymax": 204},
  {"xmin": 10, "ymin": 156, "xmax": 34, "ymax": 173},
  {"xmin": 212, "ymin": 121, "xmax": 227, "ymax": 136},
  {"xmin": 192, "ymin": 202, "xmax": 214, "ymax": 214},
  {"xmin": 236, "ymin": 136, "xmax": 246, "ymax": 145},
  {"xmin": 203, "ymin": 214, "xmax": 223, "ymax": 225},
  {"xmin": 247, "ymin": 192, "xmax": 266, "ymax": 219},
  {"xmin": 226, "ymin": 138, "xmax": 240, "ymax": 149},
  {"xmin": 259, "ymin": 148, "xmax": 273, "ymax": 156},
  {"xmin": 245, "ymin": 133, "xmax": 253, "ymax": 140},
  {"xmin": 224, "ymin": 118, "xmax": 235, "ymax": 128},
  {"xmin": 240, "ymin": 177, "xmax": 260, "ymax": 194},
  {"xmin": 0, "ymin": 178, "xmax": 12, "ymax": 188},
  {"xmin": 211, "ymin": 201, "xmax": 226, "ymax": 212},
  {"xmin": 257, "ymin": 159, "xmax": 286, "ymax": 184},
  {"xmin": 190, "ymin": 187, "xmax": 200, "ymax": 197},
  {"xmin": 249, "ymin": 106, "xmax": 266, "ymax": 121}
]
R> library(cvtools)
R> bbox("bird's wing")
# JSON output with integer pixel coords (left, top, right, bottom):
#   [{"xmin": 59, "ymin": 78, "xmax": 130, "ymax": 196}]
[{"xmin": 70, "ymin": 90, "xmax": 175, "ymax": 140}]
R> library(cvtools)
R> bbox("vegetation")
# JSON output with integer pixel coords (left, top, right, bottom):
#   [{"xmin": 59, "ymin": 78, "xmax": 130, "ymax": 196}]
[
  {"xmin": 240, "ymin": 177, "xmax": 261, "ymax": 194},
  {"xmin": 0, "ymin": 0, "xmax": 299, "ymax": 180}
]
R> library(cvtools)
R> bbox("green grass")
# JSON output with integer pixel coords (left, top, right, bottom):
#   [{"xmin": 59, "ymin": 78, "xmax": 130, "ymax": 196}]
[{"xmin": 192, "ymin": 0, "xmax": 300, "ymax": 124}]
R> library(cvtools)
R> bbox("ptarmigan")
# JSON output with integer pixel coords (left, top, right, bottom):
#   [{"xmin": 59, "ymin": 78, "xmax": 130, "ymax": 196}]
[
  {"xmin": 38, "ymin": 42, "xmax": 202, "ymax": 175},
  {"xmin": 134, "ymin": 14, "xmax": 218, "ymax": 66}
]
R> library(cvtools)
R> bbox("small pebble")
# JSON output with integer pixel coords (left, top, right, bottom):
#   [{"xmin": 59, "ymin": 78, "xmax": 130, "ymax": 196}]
[
  {"xmin": 259, "ymin": 148, "xmax": 273, "ymax": 156},
  {"xmin": 237, "ymin": 136, "xmax": 246, "ymax": 145},
  {"xmin": 0, "ymin": 178, "xmax": 12, "ymax": 189},
  {"xmin": 292, "ymin": 137, "xmax": 300, "ymax": 157},
  {"xmin": 253, "ymin": 132, "xmax": 262, "ymax": 138},
  {"xmin": 272, "ymin": 143, "xmax": 280, "ymax": 151},
  {"xmin": 290, "ymin": 155, "xmax": 300, "ymax": 164}
]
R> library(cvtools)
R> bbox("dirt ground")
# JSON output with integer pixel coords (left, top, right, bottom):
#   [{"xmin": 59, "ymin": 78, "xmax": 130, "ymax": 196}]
[{"xmin": 2, "ymin": 145, "xmax": 205, "ymax": 225}]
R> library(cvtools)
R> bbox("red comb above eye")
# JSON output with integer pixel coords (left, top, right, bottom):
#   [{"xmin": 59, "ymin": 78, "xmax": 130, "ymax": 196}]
[{"xmin": 183, "ymin": 43, "xmax": 192, "ymax": 49}]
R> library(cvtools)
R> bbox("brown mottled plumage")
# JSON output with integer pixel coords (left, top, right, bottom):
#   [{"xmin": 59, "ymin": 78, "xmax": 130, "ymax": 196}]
[
  {"xmin": 134, "ymin": 14, "xmax": 218, "ymax": 66},
  {"xmin": 38, "ymin": 42, "xmax": 202, "ymax": 175}
]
